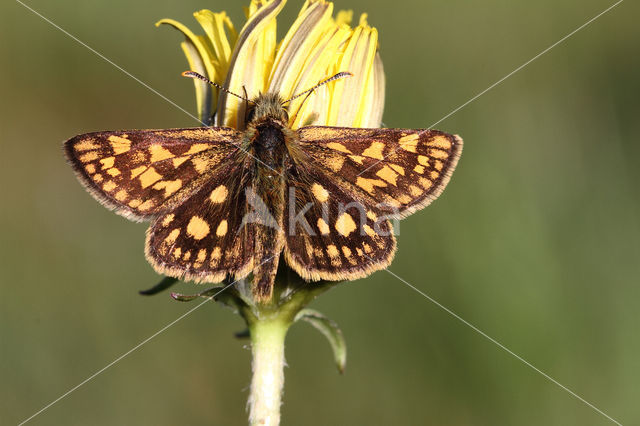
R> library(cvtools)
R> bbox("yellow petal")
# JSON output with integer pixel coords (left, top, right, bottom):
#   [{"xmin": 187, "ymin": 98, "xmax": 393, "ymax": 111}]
[
  {"xmin": 289, "ymin": 23, "xmax": 353, "ymax": 128},
  {"xmin": 156, "ymin": 19, "xmax": 216, "ymax": 81},
  {"xmin": 216, "ymin": 0, "xmax": 286, "ymax": 128},
  {"xmin": 361, "ymin": 52, "xmax": 385, "ymax": 128},
  {"xmin": 267, "ymin": 1, "xmax": 334, "ymax": 101},
  {"xmin": 193, "ymin": 10, "xmax": 237, "ymax": 83},
  {"xmin": 335, "ymin": 9, "xmax": 353, "ymax": 26},
  {"xmin": 326, "ymin": 21, "xmax": 378, "ymax": 127},
  {"xmin": 180, "ymin": 40, "xmax": 213, "ymax": 123}
]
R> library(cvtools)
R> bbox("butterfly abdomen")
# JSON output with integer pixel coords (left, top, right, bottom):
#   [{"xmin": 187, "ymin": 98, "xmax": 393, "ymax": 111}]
[{"xmin": 249, "ymin": 120, "xmax": 290, "ymax": 301}]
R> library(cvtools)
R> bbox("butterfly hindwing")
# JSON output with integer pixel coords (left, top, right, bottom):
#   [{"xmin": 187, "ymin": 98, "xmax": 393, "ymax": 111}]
[
  {"xmin": 284, "ymin": 167, "xmax": 396, "ymax": 282},
  {"xmin": 145, "ymin": 166, "xmax": 258, "ymax": 283},
  {"xmin": 296, "ymin": 126, "xmax": 462, "ymax": 218},
  {"xmin": 64, "ymin": 127, "xmax": 242, "ymax": 221}
]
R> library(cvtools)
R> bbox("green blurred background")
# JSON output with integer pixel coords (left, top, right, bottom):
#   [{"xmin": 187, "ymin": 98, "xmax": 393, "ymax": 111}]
[{"xmin": 1, "ymin": 0, "xmax": 638, "ymax": 424}]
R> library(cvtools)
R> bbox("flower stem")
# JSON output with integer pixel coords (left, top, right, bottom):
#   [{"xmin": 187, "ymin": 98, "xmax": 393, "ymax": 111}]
[{"xmin": 248, "ymin": 318, "xmax": 289, "ymax": 426}]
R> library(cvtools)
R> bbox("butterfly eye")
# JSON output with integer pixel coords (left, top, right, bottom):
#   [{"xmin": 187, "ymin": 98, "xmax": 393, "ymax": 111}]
[{"xmin": 246, "ymin": 106, "xmax": 256, "ymax": 123}]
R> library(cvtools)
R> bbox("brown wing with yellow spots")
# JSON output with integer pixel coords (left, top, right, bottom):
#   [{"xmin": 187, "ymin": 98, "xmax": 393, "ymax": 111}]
[
  {"xmin": 64, "ymin": 127, "xmax": 242, "ymax": 221},
  {"xmin": 144, "ymin": 175, "xmax": 259, "ymax": 284},
  {"xmin": 295, "ymin": 127, "xmax": 463, "ymax": 218},
  {"xmin": 284, "ymin": 164, "xmax": 396, "ymax": 282}
]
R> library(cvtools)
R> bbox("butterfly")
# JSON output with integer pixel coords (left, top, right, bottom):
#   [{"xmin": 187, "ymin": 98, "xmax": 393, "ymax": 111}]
[{"xmin": 64, "ymin": 71, "xmax": 463, "ymax": 302}]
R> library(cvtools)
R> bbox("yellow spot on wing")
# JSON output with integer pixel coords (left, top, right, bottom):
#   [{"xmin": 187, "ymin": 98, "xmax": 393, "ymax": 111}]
[
  {"xmin": 102, "ymin": 180, "xmax": 117, "ymax": 192},
  {"xmin": 395, "ymin": 194, "xmax": 412, "ymax": 204},
  {"xmin": 114, "ymin": 189, "xmax": 127, "ymax": 201},
  {"xmin": 108, "ymin": 135, "xmax": 131, "ymax": 154},
  {"xmin": 366, "ymin": 211, "xmax": 378, "ymax": 221},
  {"xmin": 138, "ymin": 200, "xmax": 155, "ymax": 211},
  {"xmin": 209, "ymin": 185, "xmax": 228, "ymax": 204},
  {"xmin": 361, "ymin": 142, "xmax": 385, "ymax": 159},
  {"xmin": 419, "ymin": 177, "xmax": 433, "ymax": 190},
  {"xmin": 363, "ymin": 224, "xmax": 376, "ymax": 237},
  {"xmin": 413, "ymin": 165, "xmax": 425, "ymax": 174},
  {"xmin": 398, "ymin": 133, "xmax": 419, "ymax": 152},
  {"xmin": 335, "ymin": 213, "xmax": 357, "ymax": 236},
  {"xmin": 376, "ymin": 165, "xmax": 399, "ymax": 185},
  {"xmin": 131, "ymin": 166, "xmax": 147, "ymax": 178},
  {"xmin": 165, "ymin": 228, "xmax": 180, "ymax": 244},
  {"xmin": 100, "ymin": 157, "xmax": 115, "ymax": 169},
  {"xmin": 172, "ymin": 157, "xmax": 188, "ymax": 168},
  {"xmin": 153, "ymin": 179, "xmax": 182, "ymax": 197},
  {"xmin": 173, "ymin": 247, "xmax": 182, "ymax": 259},
  {"xmin": 216, "ymin": 220, "xmax": 228, "ymax": 236},
  {"xmin": 161, "ymin": 214, "xmax": 175, "ymax": 227},
  {"xmin": 93, "ymin": 174, "xmax": 103, "ymax": 183},
  {"xmin": 187, "ymin": 216, "xmax": 210, "ymax": 240},
  {"xmin": 311, "ymin": 183, "xmax": 329, "ymax": 202},
  {"xmin": 129, "ymin": 199, "xmax": 142, "ymax": 208},
  {"xmin": 185, "ymin": 144, "xmax": 210, "ymax": 155},
  {"xmin": 363, "ymin": 243, "xmax": 373, "ymax": 253},
  {"xmin": 390, "ymin": 164, "xmax": 405, "ymax": 175},
  {"xmin": 210, "ymin": 247, "xmax": 222, "ymax": 266},
  {"xmin": 429, "ymin": 170, "xmax": 439, "ymax": 180},
  {"xmin": 79, "ymin": 152, "xmax": 98, "ymax": 162},
  {"xmin": 343, "ymin": 246, "xmax": 357, "ymax": 265},
  {"xmin": 196, "ymin": 249, "xmax": 207, "ymax": 263},
  {"xmin": 84, "ymin": 164, "xmax": 96, "ymax": 174},
  {"xmin": 427, "ymin": 135, "xmax": 452, "ymax": 150},
  {"xmin": 428, "ymin": 148, "xmax": 449, "ymax": 159},
  {"xmin": 106, "ymin": 168, "xmax": 121, "ymax": 177},
  {"xmin": 74, "ymin": 139, "xmax": 99, "ymax": 151},
  {"xmin": 139, "ymin": 167, "xmax": 162, "ymax": 188},
  {"xmin": 192, "ymin": 157, "xmax": 209, "ymax": 173},
  {"xmin": 409, "ymin": 185, "xmax": 423, "ymax": 197},
  {"xmin": 317, "ymin": 218, "xmax": 330, "ymax": 235},
  {"xmin": 149, "ymin": 144, "xmax": 175, "ymax": 162},
  {"xmin": 211, "ymin": 247, "xmax": 222, "ymax": 259},
  {"xmin": 349, "ymin": 155, "xmax": 365, "ymax": 164},
  {"xmin": 356, "ymin": 177, "xmax": 387, "ymax": 193},
  {"xmin": 327, "ymin": 245, "xmax": 340, "ymax": 258},
  {"xmin": 418, "ymin": 155, "xmax": 429, "ymax": 166},
  {"xmin": 320, "ymin": 156, "xmax": 344, "ymax": 172},
  {"xmin": 326, "ymin": 142, "xmax": 352, "ymax": 154},
  {"xmin": 131, "ymin": 151, "xmax": 147, "ymax": 164}
]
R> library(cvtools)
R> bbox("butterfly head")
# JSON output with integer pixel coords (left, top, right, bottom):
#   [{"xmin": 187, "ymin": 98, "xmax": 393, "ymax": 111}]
[{"xmin": 246, "ymin": 92, "xmax": 289, "ymax": 127}]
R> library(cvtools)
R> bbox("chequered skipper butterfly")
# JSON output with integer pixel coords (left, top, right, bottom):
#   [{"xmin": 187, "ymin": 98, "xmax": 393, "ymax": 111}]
[{"xmin": 64, "ymin": 72, "xmax": 462, "ymax": 301}]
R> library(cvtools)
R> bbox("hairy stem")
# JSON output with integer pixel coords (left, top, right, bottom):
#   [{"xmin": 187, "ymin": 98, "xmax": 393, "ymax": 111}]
[{"xmin": 248, "ymin": 319, "xmax": 288, "ymax": 426}]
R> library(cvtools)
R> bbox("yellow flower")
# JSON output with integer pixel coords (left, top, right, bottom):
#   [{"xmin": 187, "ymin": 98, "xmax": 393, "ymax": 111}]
[{"xmin": 157, "ymin": 0, "xmax": 384, "ymax": 130}]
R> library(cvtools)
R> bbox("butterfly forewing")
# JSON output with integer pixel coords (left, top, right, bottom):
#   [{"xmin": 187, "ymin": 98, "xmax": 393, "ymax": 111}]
[
  {"xmin": 64, "ymin": 128, "xmax": 241, "ymax": 220},
  {"xmin": 296, "ymin": 127, "xmax": 462, "ymax": 218}
]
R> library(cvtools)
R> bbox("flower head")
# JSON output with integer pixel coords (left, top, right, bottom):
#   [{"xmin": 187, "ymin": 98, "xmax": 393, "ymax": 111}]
[{"xmin": 157, "ymin": 0, "xmax": 385, "ymax": 130}]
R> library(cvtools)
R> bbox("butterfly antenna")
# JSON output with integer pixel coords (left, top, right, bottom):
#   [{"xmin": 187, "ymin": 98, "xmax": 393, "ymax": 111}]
[
  {"xmin": 282, "ymin": 71, "xmax": 353, "ymax": 105},
  {"xmin": 182, "ymin": 71, "xmax": 253, "ymax": 104}
]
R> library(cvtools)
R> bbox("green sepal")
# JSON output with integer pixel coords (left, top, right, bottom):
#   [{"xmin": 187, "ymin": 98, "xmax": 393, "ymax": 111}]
[
  {"xmin": 171, "ymin": 285, "xmax": 225, "ymax": 302},
  {"xmin": 294, "ymin": 309, "xmax": 347, "ymax": 374},
  {"xmin": 139, "ymin": 276, "xmax": 179, "ymax": 296}
]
